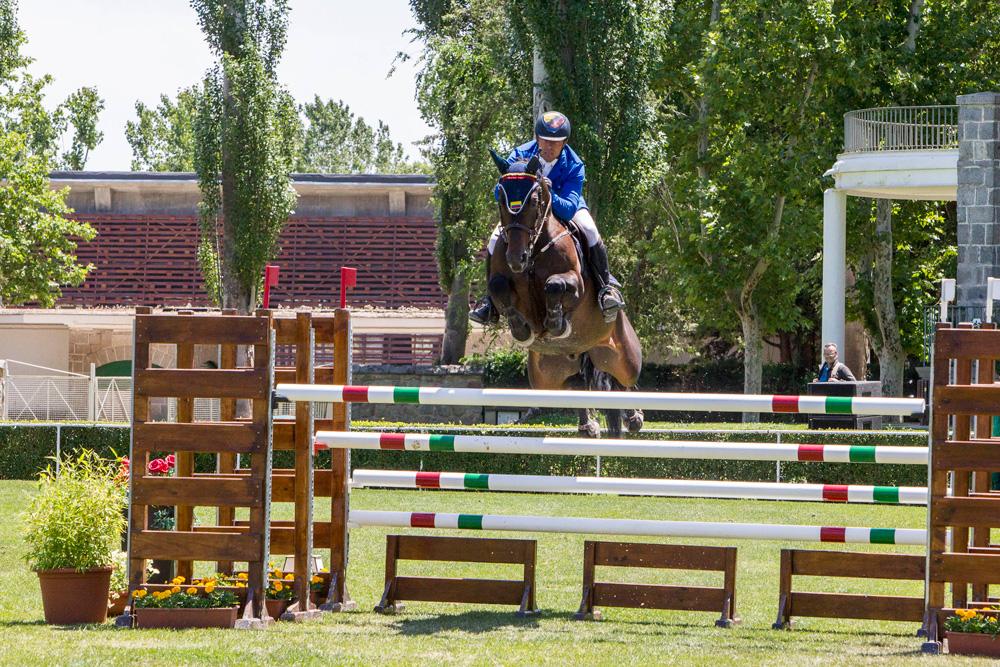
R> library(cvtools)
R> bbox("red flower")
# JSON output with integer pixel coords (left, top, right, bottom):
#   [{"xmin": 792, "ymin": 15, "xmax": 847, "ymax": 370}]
[
  {"xmin": 165, "ymin": 454, "xmax": 176, "ymax": 468},
  {"xmin": 147, "ymin": 458, "xmax": 168, "ymax": 475}
]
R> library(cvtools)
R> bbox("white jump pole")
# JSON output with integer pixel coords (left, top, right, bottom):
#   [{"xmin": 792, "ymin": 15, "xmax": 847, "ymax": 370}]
[
  {"xmin": 351, "ymin": 469, "xmax": 928, "ymax": 505},
  {"xmin": 277, "ymin": 384, "xmax": 925, "ymax": 417},
  {"xmin": 314, "ymin": 431, "xmax": 929, "ymax": 465},
  {"xmin": 348, "ymin": 509, "xmax": 926, "ymax": 545}
]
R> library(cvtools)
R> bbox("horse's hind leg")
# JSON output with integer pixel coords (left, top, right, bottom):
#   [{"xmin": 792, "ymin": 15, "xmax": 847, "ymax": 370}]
[{"xmin": 589, "ymin": 312, "xmax": 644, "ymax": 433}]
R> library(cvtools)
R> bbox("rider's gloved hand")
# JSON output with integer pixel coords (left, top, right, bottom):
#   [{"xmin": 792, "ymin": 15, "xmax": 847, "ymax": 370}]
[{"xmin": 539, "ymin": 176, "xmax": 552, "ymax": 189}]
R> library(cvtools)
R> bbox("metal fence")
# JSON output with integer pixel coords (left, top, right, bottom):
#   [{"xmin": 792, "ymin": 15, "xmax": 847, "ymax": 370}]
[
  {"xmin": 1, "ymin": 375, "xmax": 136, "ymax": 423},
  {"xmin": 844, "ymin": 105, "xmax": 958, "ymax": 153}
]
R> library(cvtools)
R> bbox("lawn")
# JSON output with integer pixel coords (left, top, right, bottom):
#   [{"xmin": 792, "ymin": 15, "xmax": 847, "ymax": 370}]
[{"xmin": 0, "ymin": 479, "xmax": 989, "ymax": 665}]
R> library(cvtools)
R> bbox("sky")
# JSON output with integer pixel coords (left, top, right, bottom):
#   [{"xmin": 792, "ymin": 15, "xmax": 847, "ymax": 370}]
[{"xmin": 18, "ymin": 0, "xmax": 433, "ymax": 171}]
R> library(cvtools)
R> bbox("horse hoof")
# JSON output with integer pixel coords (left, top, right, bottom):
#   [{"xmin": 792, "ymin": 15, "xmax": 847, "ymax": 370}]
[
  {"xmin": 549, "ymin": 319, "xmax": 572, "ymax": 340},
  {"xmin": 511, "ymin": 330, "xmax": 536, "ymax": 348},
  {"xmin": 578, "ymin": 419, "xmax": 601, "ymax": 439},
  {"xmin": 625, "ymin": 410, "xmax": 644, "ymax": 433}
]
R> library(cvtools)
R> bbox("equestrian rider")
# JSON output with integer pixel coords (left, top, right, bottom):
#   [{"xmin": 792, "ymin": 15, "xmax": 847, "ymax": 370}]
[{"xmin": 469, "ymin": 110, "xmax": 625, "ymax": 325}]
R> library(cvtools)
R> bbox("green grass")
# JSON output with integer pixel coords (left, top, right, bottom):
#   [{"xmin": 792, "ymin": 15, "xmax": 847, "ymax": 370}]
[{"xmin": 0, "ymin": 480, "xmax": 991, "ymax": 665}]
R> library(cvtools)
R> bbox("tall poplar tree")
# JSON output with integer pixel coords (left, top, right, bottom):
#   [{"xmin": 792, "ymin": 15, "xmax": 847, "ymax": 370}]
[{"xmin": 190, "ymin": 0, "xmax": 300, "ymax": 312}]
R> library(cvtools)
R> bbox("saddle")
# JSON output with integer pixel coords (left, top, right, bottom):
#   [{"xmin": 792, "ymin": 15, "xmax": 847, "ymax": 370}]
[{"xmin": 562, "ymin": 218, "xmax": 621, "ymax": 288}]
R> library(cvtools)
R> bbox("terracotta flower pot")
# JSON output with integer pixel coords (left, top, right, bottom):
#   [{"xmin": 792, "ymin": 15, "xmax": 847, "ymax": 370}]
[
  {"xmin": 266, "ymin": 598, "xmax": 291, "ymax": 619},
  {"xmin": 36, "ymin": 567, "xmax": 113, "ymax": 625},
  {"xmin": 135, "ymin": 606, "xmax": 238, "ymax": 629},
  {"xmin": 947, "ymin": 631, "xmax": 1000, "ymax": 657},
  {"xmin": 108, "ymin": 591, "xmax": 129, "ymax": 617}
]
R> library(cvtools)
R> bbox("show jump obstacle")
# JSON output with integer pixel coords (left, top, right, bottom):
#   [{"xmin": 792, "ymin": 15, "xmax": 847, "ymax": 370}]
[
  {"xmin": 275, "ymin": 372, "xmax": 940, "ymax": 626},
  {"xmin": 123, "ymin": 302, "xmax": 999, "ymax": 646}
]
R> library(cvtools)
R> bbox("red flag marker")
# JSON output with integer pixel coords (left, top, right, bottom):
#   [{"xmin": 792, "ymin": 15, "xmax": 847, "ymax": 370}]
[
  {"xmin": 340, "ymin": 267, "xmax": 357, "ymax": 308},
  {"xmin": 262, "ymin": 265, "xmax": 280, "ymax": 308}
]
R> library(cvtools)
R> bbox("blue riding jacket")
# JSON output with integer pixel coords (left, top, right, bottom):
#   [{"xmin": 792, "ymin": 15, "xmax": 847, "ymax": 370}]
[{"xmin": 499, "ymin": 140, "xmax": 588, "ymax": 222}]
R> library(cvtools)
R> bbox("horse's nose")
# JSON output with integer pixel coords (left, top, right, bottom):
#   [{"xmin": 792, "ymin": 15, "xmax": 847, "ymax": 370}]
[{"xmin": 519, "ymin": 250, "xmax": 529, "ymax": 265}]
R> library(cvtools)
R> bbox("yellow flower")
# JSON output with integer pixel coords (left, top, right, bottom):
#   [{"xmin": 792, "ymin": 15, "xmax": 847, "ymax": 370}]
[
  {"xmin": 171, "ymin": 576, "xmax": 185, "ymax": 585},
  {"xmin": 205, "ymin": 584, "xmax": 216, "ymax": 594},
  {"xmin": 273, "ymin": 569, "xmax": 283, "ymax": 579},
  {"xmin": 235, "ymin": 582, "xmax": 246, "ymax": 588},
  {"xmin": 171, "ymin": 586, "xmax": 181, "ymax": 594},
  {"xmin": 956, "ymin": 609, "xmax": 976, "ymax": 620},
  {"xmin": 132, "ymin": 589, "xmax": 147, "ymax": 598},
  {"xmin": 237, "ymin": 572, "xmax": 248, "ymax": 581},
  {"xmin": 186, "ymin": 587, "xmax": 197, "ymax": 595},
  {"xmin": 273, "ymin": 581, "xmax": 283, "ymax": 592},
  {"xmin": 310, "ymin": 575, "xmax": 322, "ymax": 584},
  {"xmin": 284, "ymin": 573, "xmax": 294, "ymax": 581}
]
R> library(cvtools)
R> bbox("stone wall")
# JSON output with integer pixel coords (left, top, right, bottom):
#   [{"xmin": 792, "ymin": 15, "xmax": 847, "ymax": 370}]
[
  {"xmin": 956, "ymin": 92, "xmax": 1000, "ymax": 309},
  {"xmin": 350, "ymin": 364, "xmax": 484, "ymax": 424}
]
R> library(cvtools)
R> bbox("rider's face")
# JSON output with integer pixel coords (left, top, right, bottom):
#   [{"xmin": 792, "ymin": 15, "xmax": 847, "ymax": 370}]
[{"xmin": 536, "ymin": 136, "xmax": 564, "ymax": 163}]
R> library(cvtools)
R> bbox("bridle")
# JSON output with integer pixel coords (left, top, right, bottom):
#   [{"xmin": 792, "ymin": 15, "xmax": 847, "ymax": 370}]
[{"xmin": 497, "ymin": 175, "xmax": 569, "ymax": 272}]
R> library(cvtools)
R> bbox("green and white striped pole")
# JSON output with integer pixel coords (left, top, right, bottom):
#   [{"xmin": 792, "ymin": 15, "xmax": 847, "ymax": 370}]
[
  {"xmin": 351, "ymin": 469, "xmax": 927, "ymax": 505},
  {"xmin": 276, "ymin": 384, "xmax": 926, "ymax": 416}
]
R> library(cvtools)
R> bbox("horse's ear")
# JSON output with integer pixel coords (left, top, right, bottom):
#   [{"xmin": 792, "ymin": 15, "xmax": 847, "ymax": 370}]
[
  {"xmin": 490, "ymin": 149, "xmax": 508, "ymax": 175},
  {"xmin": 525, "ymin": 155, "xmax": 540, "ymax": 175}
]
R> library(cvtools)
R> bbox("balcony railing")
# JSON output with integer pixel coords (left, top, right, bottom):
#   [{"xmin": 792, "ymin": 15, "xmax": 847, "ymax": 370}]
[{"xmin": 844, "ymin": 105, "xmax": 958, "ymax": 153}]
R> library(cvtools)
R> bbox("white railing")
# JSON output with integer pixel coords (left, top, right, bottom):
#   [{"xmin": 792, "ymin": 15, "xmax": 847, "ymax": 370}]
[
  {"xmin": 1, "ymin": 374, "xmax": 133, "ymax": 423},
  {"xmin": 844, "ymin": 105, "xmax": 958, "ymax": 153}
]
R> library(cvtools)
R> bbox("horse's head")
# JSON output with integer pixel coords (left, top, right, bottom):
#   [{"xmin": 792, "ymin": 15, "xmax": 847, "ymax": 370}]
[{"xmin": 492, "ymin": 151, "xmax": 551, "ymax": 274}]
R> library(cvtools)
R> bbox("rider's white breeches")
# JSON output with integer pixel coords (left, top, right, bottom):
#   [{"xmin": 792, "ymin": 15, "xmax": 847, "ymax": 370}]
[{"xmin": 487, "ymin": 208, "xmax": 600, "ymax": 254}]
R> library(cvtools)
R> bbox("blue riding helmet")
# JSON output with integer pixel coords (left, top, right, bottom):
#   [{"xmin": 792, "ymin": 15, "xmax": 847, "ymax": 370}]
[{"xmin": 534, "ymin": 111, "xmax": 571, "ymax": 140}]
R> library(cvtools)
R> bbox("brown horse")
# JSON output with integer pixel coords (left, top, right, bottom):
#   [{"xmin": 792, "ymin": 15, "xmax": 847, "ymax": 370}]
[{"xmin": 488, "ymin": 156, "xmax": 643, "ymax": 437}]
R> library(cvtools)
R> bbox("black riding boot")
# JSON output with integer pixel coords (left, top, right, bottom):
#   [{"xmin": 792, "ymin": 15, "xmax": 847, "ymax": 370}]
[
  {"xmin": 469, "ymin": 253, "xmax": 499, "ymax": 325},
  {"xmin": 589, "ymin": 241, "xmax": 625, "ymax": 323}
]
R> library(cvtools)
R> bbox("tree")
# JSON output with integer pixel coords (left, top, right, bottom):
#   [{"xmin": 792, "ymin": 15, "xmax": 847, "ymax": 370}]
[
  {"xmin": 0, "ymin": 0, "xmax": 98, "ymax": 306},
  {"xmin": 297, "ymin": 96, "xmax": 417, "ymax": 173},
  {"xmin": 125, "ymin": 87, "xmax": 200, "ymax": 171},
  {"xmin": 190, "ymin": 0, "xmax": 300, "ymax": 313},
  {"xmin": 650, "ymin": 0, "xmax": 838, "ymax": 420},
  {"xmin": 409, "ymin": 0, "xmax": 528, "ymax": 363}
]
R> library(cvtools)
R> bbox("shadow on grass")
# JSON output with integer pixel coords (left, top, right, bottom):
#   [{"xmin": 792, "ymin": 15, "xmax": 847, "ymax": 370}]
[{"xmin": 392, "ymin": 609, "xmax": 542, "ymax": 636}]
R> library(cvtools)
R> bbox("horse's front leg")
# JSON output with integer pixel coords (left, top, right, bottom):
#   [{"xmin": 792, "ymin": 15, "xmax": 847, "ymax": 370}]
[
  {"xmin": 543, "ymin": 272, "xmax": 580, "ymax": 339},
  {"xmin": 489, "ymin": 274, "xmax": 534, "ymax": 345}
]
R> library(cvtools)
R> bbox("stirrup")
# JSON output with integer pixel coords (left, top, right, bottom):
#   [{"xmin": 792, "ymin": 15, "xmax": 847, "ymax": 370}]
[{"xmin": 598, "ymin": 286, "xmax": 624, "ymax": 323}]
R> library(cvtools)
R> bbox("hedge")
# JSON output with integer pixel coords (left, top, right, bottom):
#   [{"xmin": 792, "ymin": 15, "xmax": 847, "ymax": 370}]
[{"xmin": 1, "ymin": 424, "xmax": 927, "ymax": 487}]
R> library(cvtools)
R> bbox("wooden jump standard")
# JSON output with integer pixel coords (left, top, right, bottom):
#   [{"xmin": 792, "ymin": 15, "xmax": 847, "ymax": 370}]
[{"xmin": 123, "ymin": 309, "xmax": 275, "ymax": 628}]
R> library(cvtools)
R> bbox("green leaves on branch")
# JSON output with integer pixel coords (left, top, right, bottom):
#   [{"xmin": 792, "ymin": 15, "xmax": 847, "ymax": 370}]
[
  {"xmin": 22, "ymin": 450, "xmax": 126, "ymax": 572},
  {"xmin": 191, "ymin": 0, "xmax": 298, "ymax": 311},
  {"xmin": 126, "ymin": 87, "xmax": 200, "ymax": 171}
]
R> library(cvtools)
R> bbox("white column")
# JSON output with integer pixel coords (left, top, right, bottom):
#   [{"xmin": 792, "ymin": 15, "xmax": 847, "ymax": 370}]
[{"xmin": 822, "ymin": 188, "xmax": 847, "ymax": 354}]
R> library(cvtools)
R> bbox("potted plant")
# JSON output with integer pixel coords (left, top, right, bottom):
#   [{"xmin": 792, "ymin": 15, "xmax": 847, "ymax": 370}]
[
  {"xmin": 310, "ymin": 570, "xmax": 331, "ymax": 606},
  {"xmin": 23, "ymin": 450, "xmax": 126, "ymax": 624},
  {"xmin": 265, "ymin": 568, "xmax": 296, "ymax": 619},
  {"xmin": 132, "ymin": 577, "xmax": 240, "ymax": 629},
  {"xmin": 944, "ymin": 608, "xmax": 1000, "ymax": 656}
]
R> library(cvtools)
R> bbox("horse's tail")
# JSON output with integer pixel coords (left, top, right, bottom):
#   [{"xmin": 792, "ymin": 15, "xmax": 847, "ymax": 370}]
[{"xmin": 581, "ymin": 354, "xmax": 622, "ymax": 438}]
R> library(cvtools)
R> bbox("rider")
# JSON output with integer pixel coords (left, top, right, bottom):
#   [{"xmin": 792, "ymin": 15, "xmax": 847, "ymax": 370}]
[{"xmin": 469, "ymin": 110, "xmax": 625, "ymax": 325}]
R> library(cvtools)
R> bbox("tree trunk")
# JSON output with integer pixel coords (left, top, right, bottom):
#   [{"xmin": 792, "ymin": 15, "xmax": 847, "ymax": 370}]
[
  {"xmin": 871, "ymin": 199, "xmax": 905, "ymax": 398},
  {"xmin": 532, "ymin": 46, "xmax": 550, "ymax": 117},
  {"xmin": 440, "ymin": 269, "xmax": 472, "ymax": 364},
  {"xmin": 738, "ymin": 304, "xmax": 764, "ymax": 423},
  {"xmin": 218, "ymin": 68, "xmax": 254, "ymax": 315}
]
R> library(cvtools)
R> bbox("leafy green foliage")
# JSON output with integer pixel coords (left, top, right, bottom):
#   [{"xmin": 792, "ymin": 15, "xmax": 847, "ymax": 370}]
[
  {"xmin": 125, "ymin": 86, "xmax": 200, "ymax": 171},
  {"xmin": 22, "ymin": 450, "xmax": 125, "ymax": 571},
  {"xmin": 0, "ymin": 0, "xmax": 101, "ymax": 306},
  {"xmin": 0, "ymin": 131, "xmax": 94, "ymax": 306},
  {"xmin": 59, "ymin": 87, "xmax": 103, "ymax": 170},
  {"xmin": 297, "ymin": 96, "xmax": 422, "ymax": 173},
  {"xmin": 944, "ymin": 608, "xmax": 1000, "ymax": 637},
  {"xmin": 191, "ymin": 0, "xmax": 298, "ymax": 311}
]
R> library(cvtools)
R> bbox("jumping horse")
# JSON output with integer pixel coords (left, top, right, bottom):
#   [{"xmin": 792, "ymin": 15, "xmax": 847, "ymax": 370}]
[{"xmin": 488, "ymin": 154, "xmax": 643, "ymax": 437}]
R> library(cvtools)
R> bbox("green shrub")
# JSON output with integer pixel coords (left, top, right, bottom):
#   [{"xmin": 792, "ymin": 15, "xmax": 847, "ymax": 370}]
[{"xmin": 23, "ymin": 450, "xmax": 127, "ymax": 571}]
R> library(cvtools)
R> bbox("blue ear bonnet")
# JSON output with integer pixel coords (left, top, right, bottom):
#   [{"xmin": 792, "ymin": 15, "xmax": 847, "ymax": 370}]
[{"xmin": 497, "ymin": 168, "xmax": 538, "ymax": 215}]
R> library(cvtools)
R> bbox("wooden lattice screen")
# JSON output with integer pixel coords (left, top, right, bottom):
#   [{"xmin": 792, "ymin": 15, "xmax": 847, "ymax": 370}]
[
  {"xmin": 923, "ymin": 322, "xmax": 1000, "ymax": 650},
  {"xmin": 126, "ymin": 309, "xmax": 274, "ymax": 627}
]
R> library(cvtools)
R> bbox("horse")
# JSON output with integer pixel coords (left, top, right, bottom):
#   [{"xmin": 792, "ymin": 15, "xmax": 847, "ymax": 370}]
[{"xmin": 488, "ymin": 154, "xmax": 644, "ymax": 437}]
